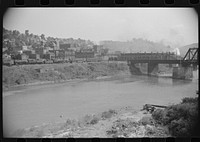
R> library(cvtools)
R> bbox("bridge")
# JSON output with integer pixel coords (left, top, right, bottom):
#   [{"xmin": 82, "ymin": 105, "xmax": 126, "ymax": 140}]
[{"xmin": 121, "ymin": 48, "xmax": 198, "ymax": 79}]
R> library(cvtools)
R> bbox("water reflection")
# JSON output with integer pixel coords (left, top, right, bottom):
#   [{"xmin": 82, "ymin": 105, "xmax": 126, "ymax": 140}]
[{"xmin": 172, "ymin": 79, "xmax": 192, "ymax": 86}]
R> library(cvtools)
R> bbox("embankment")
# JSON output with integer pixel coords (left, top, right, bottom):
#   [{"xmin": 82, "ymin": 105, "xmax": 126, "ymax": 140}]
[
  {"xmin": 12, "ymin": 97, "xmax": 198, "ymax": 138},
  {"xmin": 3, "ymin": 62, "xmax": 130, "ymax": 91}
]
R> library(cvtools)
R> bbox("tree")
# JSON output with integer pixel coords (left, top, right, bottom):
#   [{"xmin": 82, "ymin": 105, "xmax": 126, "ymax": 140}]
[
  {"xmin": 13, "ymin": 30, "xmax": 20, "ymax": 37},
  {"xmin": 40, "ymin": 34, "xmax": 45, "ymax": 40},
  {"xmin": 25, "ymin": 30, "xmax": 29, "ymax": 36}
]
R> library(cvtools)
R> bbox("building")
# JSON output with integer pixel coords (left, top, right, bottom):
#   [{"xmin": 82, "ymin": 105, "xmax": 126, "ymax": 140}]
[
  {"xmin": 93, "ymin": 45, "xmax": 98, "ymax": 53},
  {"xmin": 57, "ymin": 50, "xmax": 65, "ymax": 59},
  {"xmin": 13, "ymin": 46, "xmax": 23, "ymax": 54},
  {"xmin": 3, "ymin": 47, "xmax": 8, "ymax": 53},
  {"xmin": 46, "ymin": 46, "xmax": 53, "ymax": 51},
  {"xmin": 23, "ymin": 50, "xmax": 33, "ymax": 56},
  {"xmin": 22, "ymin": 46, "xmax": 28, "ymax": 51},
  {"xmin": 15, "ymin": 54, "xmax": 29, "ymax": 60},
  {"xmin": 75, "ymin": 51, "xmax": 94, "ymax": 59},
  {"xmin": 81, "ymin": 48, "xmax": 94, "ymax": 52},
  {"xmin": 29, "ymin": 54, "xmax": 40, "ymax": 60},
  {"xmin": 3, "ymin": 54, "xmax": 11, "ymax": 59},
  {"xmin": 115, "ymin": 51, "xmax": 122, "ymax": 56},
  {"xmin": 59, "ymin": 43, "xmax": 71, "ymax": 51},
  {"xmin": 35, "ymin": 48, "xmax": 48, "ymax": 55},
  {"xmin": 43, "ymin": 52, "xmax": 55, "ymax": 60}
]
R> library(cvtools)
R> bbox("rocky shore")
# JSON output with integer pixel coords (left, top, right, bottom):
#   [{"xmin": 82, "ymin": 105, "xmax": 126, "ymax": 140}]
[
  {"xmin": 12, "ymin": 106, "xmax": 169, "ymax": 138},
  {"xmin": 11, "ymin": 97, "xmax": 198, "ymax": 138}
]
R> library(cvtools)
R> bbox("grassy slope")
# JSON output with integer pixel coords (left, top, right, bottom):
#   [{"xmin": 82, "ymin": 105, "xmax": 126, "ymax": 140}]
[{"xmin": 3, "ymin": 62, "xmax": 130, "ymax": 90}]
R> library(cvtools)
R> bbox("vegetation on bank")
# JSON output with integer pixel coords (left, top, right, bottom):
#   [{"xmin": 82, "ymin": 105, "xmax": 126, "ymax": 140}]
[
  {"xmin": 12, "ymin": 109, "xmax": 118, "ymax": 137},
  {"xmin": 152, "ymin": 97, "xmax": 198, "ymax": 137},
  {"xmin": 3, "ymin": 62, "xmax": 130, "ymax": 90}
]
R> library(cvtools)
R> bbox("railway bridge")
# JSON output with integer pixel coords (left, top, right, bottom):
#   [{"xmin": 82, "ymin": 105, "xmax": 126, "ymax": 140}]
[{"xmin": 121, "ymin": 48, "xmax": 198, "ymax": 79}]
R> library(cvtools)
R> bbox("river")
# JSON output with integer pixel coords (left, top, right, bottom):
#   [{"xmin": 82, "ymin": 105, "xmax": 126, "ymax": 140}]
[{"xmin": 3, "ymin": 71, "xmax": 198, "ymax": 137}]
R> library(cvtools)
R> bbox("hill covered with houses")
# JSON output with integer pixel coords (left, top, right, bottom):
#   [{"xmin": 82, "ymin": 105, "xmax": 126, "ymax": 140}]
[{"xmin": 2, "ymin": 28, "xmax": 109, "ymax": 62}]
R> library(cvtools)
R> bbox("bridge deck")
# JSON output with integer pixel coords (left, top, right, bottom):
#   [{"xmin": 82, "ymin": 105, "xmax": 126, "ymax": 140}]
[{"xmin": 128, "ymin": 59, "xmax": 198, "ymax": 65}]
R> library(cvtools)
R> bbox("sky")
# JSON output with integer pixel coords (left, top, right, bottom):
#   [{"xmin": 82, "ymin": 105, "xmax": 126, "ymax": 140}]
[{"xmin": 3, "ymin": 8, "xmax": 198, "ymax": 48}]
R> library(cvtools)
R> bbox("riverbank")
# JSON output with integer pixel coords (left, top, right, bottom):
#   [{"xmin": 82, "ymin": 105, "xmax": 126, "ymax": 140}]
[
  {"xmin": 11, "ymin": 97, "xmax": 198, "ymax": 138},
  {"xmin": 12, "ymin": 106, "xmax": 169, "ymax": 138},
  {"xmin": 3, "ymin": 62, "xmax": 130, "ymax": 92}
]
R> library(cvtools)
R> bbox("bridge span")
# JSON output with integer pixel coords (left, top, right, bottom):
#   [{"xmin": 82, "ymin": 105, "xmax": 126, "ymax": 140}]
[{"xmin": 122, "ymin": 48, "xmax": 198, "ymax": 80}]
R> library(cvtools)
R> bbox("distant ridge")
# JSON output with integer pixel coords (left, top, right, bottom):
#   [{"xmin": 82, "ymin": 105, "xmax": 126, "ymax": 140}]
[
  {"xmin": 100, "ymin": 39, "xmax": 171, "ymax": 53},
  {"xmin": 178, "ymin": 43, "xmax": 198, "ymax": 57}
]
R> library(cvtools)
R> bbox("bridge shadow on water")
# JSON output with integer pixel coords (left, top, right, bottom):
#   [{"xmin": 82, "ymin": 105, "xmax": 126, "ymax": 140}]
[{"xmin": 115, "ymin": 73, "xmax": 193, "ymax": 87}]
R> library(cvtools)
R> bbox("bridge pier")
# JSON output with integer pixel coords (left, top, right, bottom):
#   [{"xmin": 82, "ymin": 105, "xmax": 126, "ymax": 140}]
[
  {"xmin": 172, "ymin": 65, "xmax": 193, "ymax": 80},
  {"xmin": 129, "ymin": 62, "xmax": 142, "ymax": 75},
  {"xmin": 147, "ymin": 63, "xmax": 158, "ymax": 75},
  {"xmin": 192, "ymin": 64, "xmax": 198, "ymax": 71}
]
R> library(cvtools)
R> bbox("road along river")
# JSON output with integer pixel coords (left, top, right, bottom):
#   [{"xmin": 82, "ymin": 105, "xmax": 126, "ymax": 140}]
[{"xmin": 3, "ymin": 71, "xmax": 198, "ymax": 137}]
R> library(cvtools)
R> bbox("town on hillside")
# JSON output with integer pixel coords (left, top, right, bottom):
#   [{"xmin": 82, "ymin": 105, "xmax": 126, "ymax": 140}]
[
  {"xmin": 3, "ymin": 28, "xmax": 182, "ymax": 66},
  {"xmin": 2, "ymin": 28, "xmax": 111, "ymax": 66}
]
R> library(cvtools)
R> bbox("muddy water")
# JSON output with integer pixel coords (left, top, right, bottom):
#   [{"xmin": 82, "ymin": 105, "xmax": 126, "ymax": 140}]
[{"xmin": 3, "ymin": 71, "xmax": 198, "ymax": 137}]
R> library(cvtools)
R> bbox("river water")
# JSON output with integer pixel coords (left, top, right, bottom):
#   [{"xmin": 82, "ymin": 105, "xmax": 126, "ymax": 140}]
[{"xmin": 3, "ymin": 72, "xmax": 198, "ymax": 137}]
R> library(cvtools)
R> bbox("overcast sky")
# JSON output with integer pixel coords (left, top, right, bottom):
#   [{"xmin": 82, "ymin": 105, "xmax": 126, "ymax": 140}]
[{"xmin": 3, "ymin": 8, "xmax": 198, "ymax": 48}]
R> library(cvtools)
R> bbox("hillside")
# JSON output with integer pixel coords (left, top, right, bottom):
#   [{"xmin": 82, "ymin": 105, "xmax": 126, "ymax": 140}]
[
  {"xmin": 3, "ymin": 28, "xmax": 95, "ymax": 55},
  {"xmin": 178, "ymin": 43, "xmax": 198, "ymax": 57},
  {"xmin": 3, "ymin": 62, "xmax": 130, "ymax": 92},
  {"xmin": 100, "ymin": 39, "xmax": 172, "ymax": 53}
]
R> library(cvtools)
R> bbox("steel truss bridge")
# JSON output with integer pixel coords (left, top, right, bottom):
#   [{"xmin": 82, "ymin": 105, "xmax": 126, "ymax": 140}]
[{"xmin": 120, "ymin": 48, "xmax": 198, "ymax": 66}]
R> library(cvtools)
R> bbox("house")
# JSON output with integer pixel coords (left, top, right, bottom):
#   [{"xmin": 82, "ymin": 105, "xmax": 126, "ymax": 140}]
[
  {"xmin": 29, "ymin": 54, "xmax": 40, "ymax": 60},
  {"xmin": 65, "ymin": 50, "xmax": 74, "ymax": 56},
  {"xmin": 3, "ymin": 54, "xmax": 11, "ymax": 59},
  {"xmin": 115, "ymin": 51, "xmax": 122, "ymax": 56},
  {"xmin": 15, "ymin": 54, "xmax": 29, "ymax": 60},
  {"xmin": 13, "ymin": 46, "xmax": 23, "ymax": 53},
  {"xmin": 59, "ymin": 43, "xmax": 71, "ymax": 51},
  {"xmin": 46, "ymin": 46, "xmax": 53, "ymax": 51},
  {"xmin": 81, "ymin": 48, "xmax": 94, "ymax": 52},
  {"xmin": 23, "ymin": 50, "xmax": 32, "ymax": 56},
  {"xmin": 75, "ymin": 51, "xmax": 94, "ymax": 59},
  {"xmin": 35, "ymin": 48, "xmax": 48, "ymax": 55},
  {"xmin": 43, "ymin": 53, "xmax": 55, "ymax": 60},
  {"xmin": 93, "ymin": 45, "xmax": 98, "ymax": 53},
  {"xmin": 22, "ymin": 46, "xmax": 28, "ymax": 51}
]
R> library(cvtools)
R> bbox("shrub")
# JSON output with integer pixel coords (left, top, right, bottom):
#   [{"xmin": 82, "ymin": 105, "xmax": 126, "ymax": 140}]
[
  {"xmin": 152, "ymin": 97, "xmax": 198, "ymax": 136},
  {"xmin": 101, "ymin": 109, "xmax": 117, "ymax": 119},
  {"xmin": 139, "ymin": 116, "xmax": 155, "ymax": 126},
  {"xmin": 106, "ymin": 118, "xmax": 139, "ymax": 137},
  {"xmin": 181, "ymin": 97, "xmax": 198, "ymax": 104},
  {"xmin": 152, "ymin": 109, "xmax": 166, "ymax": 125},
  {"xmin": 145, "ymin": 125, "xmax": 169, "ymax": 137},
  {"xmin": 90, "ymin": 115, "xmax": 100, "ymax": 125},
  {"xmin": 79, "ymin": 114, "xmax": 100, "ymax": 126}
]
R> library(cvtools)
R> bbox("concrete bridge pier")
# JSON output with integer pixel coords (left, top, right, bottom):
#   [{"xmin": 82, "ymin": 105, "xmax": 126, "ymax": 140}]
[
  {"xmin": 192, "ymin": 64, "xmax": 198, "ymax": 71},
  {"xmin": 128, "ymin": 62, "xmax": 142, "ymax": 75},
  {"xmin": 147, "ymin": 63, "xmax": 158, "ymax": 76},
  {"xmin": 172, "ymin": 65, "xmax": 193, "ymax": 80}
]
